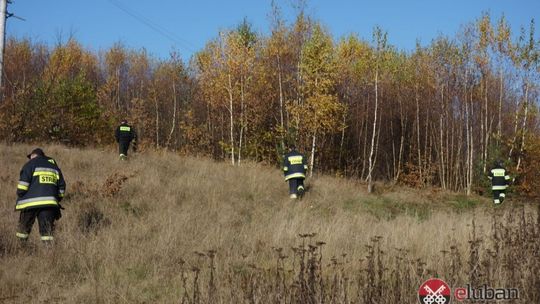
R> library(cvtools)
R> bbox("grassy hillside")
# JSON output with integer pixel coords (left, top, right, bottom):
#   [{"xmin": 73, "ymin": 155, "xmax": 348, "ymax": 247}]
[{"xmin": 0, "ymin": 144, "xmax": 538, "ymax": 303}]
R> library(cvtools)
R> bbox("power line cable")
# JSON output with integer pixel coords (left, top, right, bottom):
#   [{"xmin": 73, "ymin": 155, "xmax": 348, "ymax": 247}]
[
  {"xmin": 106, "ymin": 0, "xmax": 196, "ymax": 54},
  {"xmin": 107, "ymin": 0, "xmax": 195, "ymax": 52}
]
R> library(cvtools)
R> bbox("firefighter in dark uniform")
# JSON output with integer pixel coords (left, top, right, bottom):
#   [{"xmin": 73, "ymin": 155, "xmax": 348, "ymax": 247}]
[
  {"xmin": 488, "ymin": 160, "xmax": 511, "ymax": 204},
  {"xmin": 283, "ymin": 145, "xmax": 308, "ymax": 199},
  {"xmin": 115, "ymin": 119, "xmax": 137, "ymax": 160},
  {"xmin": 15, "ymin": 148, "xmax": 66, "ymax": 243}
]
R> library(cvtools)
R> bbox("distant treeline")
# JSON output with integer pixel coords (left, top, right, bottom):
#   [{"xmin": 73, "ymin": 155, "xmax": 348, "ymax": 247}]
[{"xmin": 1, "ymin": 7, "xmax": 539, "ymax": 196}]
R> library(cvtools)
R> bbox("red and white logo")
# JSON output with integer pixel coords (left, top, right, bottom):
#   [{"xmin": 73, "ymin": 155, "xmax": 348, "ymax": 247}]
[{"xmin": 418, "ymin": 278, "xmax": 451, "ymax": 304}]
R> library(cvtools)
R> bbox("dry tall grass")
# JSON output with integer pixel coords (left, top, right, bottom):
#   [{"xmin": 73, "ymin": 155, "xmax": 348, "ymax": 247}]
[{"xmin": 0, "ymin": 144, "xmax": 538, "ymax": 303}]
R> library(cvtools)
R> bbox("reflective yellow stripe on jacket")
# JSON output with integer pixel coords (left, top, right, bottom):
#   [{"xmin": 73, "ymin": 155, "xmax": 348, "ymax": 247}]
[
  {"xmin": 15, "ymin": 196, "xmax": 59, "ymax": 210},
  {"xmin": 17, "ymin": 181, "xmax": 29, "ymax": 190},
  {"xmin": 285, "ymin": 172, "xmax": 306, "ymax": 181}
]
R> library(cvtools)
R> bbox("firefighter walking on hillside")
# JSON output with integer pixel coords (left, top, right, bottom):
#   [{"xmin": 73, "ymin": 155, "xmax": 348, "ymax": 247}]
[
  {"xmin": 283, "ymin": 145, "xmax": 308, "ymax": 199},
  {"xmin": 115, "ymin": 119, "xmax": 137, "ymax": 160},
  {"xmin": 15, "ymin": 148, "xmax": 66, "ymax": 244},
  {"xmin": 488, "ymin": 160, "xmax": 511, "ymax": 204}
]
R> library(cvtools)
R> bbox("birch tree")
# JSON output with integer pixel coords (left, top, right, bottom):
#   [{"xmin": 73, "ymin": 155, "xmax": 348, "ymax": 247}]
[
  {"xmin": 366, "ymin": 26, "xmax": 388, "ymax": 193},
  {"xmin": 293, "ymin": 24, "xmax": 344, "ymax": 177}
]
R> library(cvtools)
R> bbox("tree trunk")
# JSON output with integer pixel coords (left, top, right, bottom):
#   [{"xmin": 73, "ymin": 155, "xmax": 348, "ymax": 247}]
[
  {"xmin": 497, "ymin": 68, "xmax": 503, "ymax": 145},
  {"xmin": 367, "ymin": 69, "xmax": 379, "ymax": 193},
  {"xmin": 238, "ymin": 77, "xmax": 245, "ymax": 165},
  {"xmin": 390, "ymin": 105, "xmax": 396, "ymax": 178},
  {"xmin": 116, "ymin": 68, "xmax": 121, "ymax": 111},
  {"xmin": 483, "ymin": 77, "xmax": 490, "ymax": 173},
  {"xmin": 228, "ymin": 73, "xmax": 235, "ymax": 165},
  {"xmin": 465, "ymin": 76, "xmax": 474, "ymax": 196},
  {"xmin": 425, "ymin": 105, "xmax": 432, "ymax": 186},
  {"xmin": 360, "ymin": 93, "xmax": 369, "ymax": 180},
  {"xmin": 154, "ymin": 92, "xmax": 160, "ymax": 148},
  {"xmin": 516, "ymin": 81, "xmax": 529, "ymax": 171},
  {"xmin": 395, "ymin": 97, "xmax": 405, "ymax": 182},
  {"xmin": 165, "ymin": 80, "xmax": 177, "ymax": 148},
  {"xmin": 338, "ymin": 112, "xmax": 346, "ymax": 170},
  {"xmin": 479, "ymin": 77, "xmax": 485, "ymax": 172},
  {"xmin": 439, "ymin": 85, "xmax": 446, "ymax": 190},
  {"xmin": 309, "ymin": 134, "xmax": 316, "ymax": 178},
  {"xmin": 415, "ymin": 82, "xmax": 422, "ymax": 183},
  {"xmin": 277, "ymin": 55, "xmax": 285, "ymax": 150}
]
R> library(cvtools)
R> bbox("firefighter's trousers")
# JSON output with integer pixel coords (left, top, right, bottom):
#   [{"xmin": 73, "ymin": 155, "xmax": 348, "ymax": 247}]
[
  {"xmin": 288, "ymin": 178, "xmax": 305, "ymax": 196},
  {"xmin": 17, "ymin": 207, "xmax": 59, "ymax": 242}
]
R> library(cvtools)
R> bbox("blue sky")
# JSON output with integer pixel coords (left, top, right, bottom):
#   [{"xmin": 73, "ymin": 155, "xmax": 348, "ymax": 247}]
[{"xmin": 7, "ymin": 0, "xmax": 540, "ymax": 62}]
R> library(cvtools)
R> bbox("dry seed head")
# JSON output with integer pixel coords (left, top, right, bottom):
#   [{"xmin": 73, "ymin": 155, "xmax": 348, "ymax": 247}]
[{"xmin": 273, "ymin": 247, "xmax": 283, "ymax": 253}]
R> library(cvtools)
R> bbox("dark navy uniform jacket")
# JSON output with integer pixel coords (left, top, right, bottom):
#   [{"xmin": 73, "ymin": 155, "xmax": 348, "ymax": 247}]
[
  {"xmin": 283, "ymin": 150, "xmax": 308, "ymax": 181},
  {"xmin": 16, "ymin": 156, "xmax": 66, "ymax": 210},
  {"xmin": 115, "ymin": 123, "xmax": 137, "ymax": 143},
  {"xmin": 488, "ymin": 165, "xmax": 510, "ymax": 190}
]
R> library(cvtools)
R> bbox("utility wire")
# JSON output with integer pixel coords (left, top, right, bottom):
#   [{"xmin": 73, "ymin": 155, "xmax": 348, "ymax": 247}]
[
  {"xmin": 6, "ymin": 0, "xmax": 25, "ymax": 21},
  {"xmin": 106, "ymin": 0, "xmax": 196, "ymax": 54}
]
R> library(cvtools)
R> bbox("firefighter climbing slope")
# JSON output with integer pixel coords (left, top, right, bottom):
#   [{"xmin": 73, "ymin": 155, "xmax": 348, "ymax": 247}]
[
  {"xmin": 488, "ymin": 160, "xmax": 511, "ymax": 204},
  {"xmin": 283, "ymin": 145, "xmax": 308, "ymax": 199},
  {"xmin": 15, "ymin": 148, "xmax": 66, "ymax": 244},
  {"xmin": 115, "ymin": 119, "xmax": 137, "ymax": 160}
]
